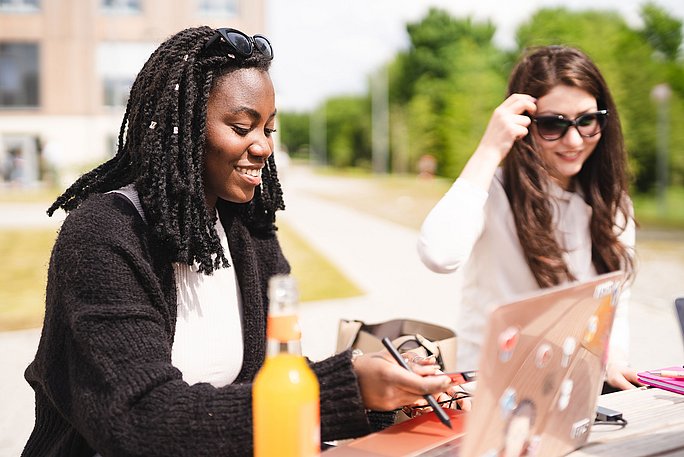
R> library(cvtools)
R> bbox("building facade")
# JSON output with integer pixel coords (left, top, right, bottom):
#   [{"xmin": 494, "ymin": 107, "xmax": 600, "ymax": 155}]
[{"xmin": 0, "ymin": 0, "xmax": 266, "ymax": 186}]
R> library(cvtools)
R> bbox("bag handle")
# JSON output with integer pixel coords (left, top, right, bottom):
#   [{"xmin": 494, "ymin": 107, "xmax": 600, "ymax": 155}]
[
  {"xmin": 396, "ymin": 333, "xmax": 446, "ymax": 371},
  {"xmin": 336, "ymin": 319, "xmax": 364, "ymax": 354}
]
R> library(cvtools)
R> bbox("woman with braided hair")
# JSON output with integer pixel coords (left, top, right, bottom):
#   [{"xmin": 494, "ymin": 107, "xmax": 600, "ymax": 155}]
[
  {"xmin": 23, "ymin": 27, "xmax": 455, "ymax": 457},
  {"xmin": 418, "ymin": 45, "xmax": 640, "ymax": 391}
]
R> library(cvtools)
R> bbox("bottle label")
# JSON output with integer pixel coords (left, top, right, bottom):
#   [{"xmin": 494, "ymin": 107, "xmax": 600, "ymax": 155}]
[{"xmin": 267, "ymin": 314, "xmax": 301, "ymax": 341}]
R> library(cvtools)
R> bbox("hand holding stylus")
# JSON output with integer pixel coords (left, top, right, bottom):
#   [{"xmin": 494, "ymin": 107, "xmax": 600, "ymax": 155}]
[{"xmin": 381, "ymin": 337, "xmax": 453, "ymax": 429}]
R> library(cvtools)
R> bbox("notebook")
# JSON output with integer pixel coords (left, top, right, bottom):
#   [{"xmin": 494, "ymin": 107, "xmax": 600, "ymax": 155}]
[
  {"xmin": 636, "ymin": 366, "xmax": 684, "ymax": 395},
  {"xmin": 326, "ymin": 271, "xmax": 624, "ymax": 457}
]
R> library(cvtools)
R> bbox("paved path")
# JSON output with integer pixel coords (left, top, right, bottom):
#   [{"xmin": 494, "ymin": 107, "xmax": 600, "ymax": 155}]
[
  {"xmin": 1, "ymin": 166, "xmax": 683, "ymax": 455},
  {"xmin": 0, "ymin": 329, "xmax": 40, "ymax": 456}
]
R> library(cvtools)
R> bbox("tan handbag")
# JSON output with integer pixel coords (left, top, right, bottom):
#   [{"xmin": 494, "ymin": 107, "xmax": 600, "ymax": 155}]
[{"xmin": 336, "ymin": 318, "xmax": 458, "ymax": 372}]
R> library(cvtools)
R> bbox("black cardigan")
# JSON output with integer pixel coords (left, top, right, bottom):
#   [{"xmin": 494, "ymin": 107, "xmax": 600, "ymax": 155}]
[{"xmin": 23, "ymin": 193, "xmax": 373, "ymax": 456}]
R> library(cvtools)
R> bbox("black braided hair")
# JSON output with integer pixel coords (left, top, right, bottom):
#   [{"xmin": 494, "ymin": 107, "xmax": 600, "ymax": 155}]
[{"xmin": 48, "ymin": 26, "xmax": 285, "ymax": 273}]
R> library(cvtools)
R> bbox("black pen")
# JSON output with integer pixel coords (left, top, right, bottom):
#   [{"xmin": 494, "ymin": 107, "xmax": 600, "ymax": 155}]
[{"xmin": 381, "ymin": 337, "xmax": 452, "ymax": 429}]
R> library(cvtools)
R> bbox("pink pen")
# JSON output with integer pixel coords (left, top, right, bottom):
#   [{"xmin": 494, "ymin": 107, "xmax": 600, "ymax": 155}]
[{"xmin": 649, "ymin": 370, "xmax": 684, "ymax": 378}]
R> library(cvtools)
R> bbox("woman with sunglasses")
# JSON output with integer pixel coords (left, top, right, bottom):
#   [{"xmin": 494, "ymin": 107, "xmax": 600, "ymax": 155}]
[
  {"xmin": 22, "ymin": 27, "xmax": 455, "ymax": 457},
  {"xmin": 418, "ymin": 45, "xmax": 638, "ymax": 391}
]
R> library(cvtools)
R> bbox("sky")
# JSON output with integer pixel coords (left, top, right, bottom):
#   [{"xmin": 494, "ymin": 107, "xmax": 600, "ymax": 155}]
[{"xmin": 266, "ymin": 0, "xmax": 684, "ymax": 112}]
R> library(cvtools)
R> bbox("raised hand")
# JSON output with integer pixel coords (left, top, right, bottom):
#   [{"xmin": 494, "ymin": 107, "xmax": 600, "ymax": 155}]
[{"xmin": 460, "ymin": 93, "xmax": 537, "ymax": 191}]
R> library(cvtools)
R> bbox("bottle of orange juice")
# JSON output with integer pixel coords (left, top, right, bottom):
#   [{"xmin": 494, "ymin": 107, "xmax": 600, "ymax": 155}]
[{"xmin": 253, "ymin": 274, "xmax": 320, "ymax": 457}]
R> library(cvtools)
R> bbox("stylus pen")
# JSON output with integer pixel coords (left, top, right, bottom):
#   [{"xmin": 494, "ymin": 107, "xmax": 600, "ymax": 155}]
[{"xmin": 381, "ymin": 337, "xmax": 452, "ymax": 429}]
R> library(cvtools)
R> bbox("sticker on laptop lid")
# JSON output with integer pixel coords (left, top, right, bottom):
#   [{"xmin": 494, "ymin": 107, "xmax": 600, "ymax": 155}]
[
  {"xmin": 593, "ymin": 280, "xmax": 616, "ymax": 298},
  {"xmin": 583, "ymin": 299, "xmax": 616, "ymax": 355},
  {"xmin": 502, "ymin": 400, "xmax": 536, "ymax": 457},
  {"xmin": 526, "ymin": 435, "xmax": 542, "ymax": 456},
  {"xmin": 498, "ymin": 326, "xmax": 520, "ymax": 362},
  {"xmin": 571, "ymin": 417, "xmax": 591, "ymax": 440},
  {"xmin": 535, "ymin": 343, "xmax": 553, "ymax": 368},
  {"xmin": 583, "ymin": 315, "xmax": 599, "ymax": 344},
  {"xmin": 557, "ymin": 379, "xmax": 574, "ymax": 411},
  {"xmin": 560, "ymin": 337, "xmax": 576, "ymax": 368},
  {"xmin": 499, "ymin": 387, "xmax": 518, "ymax": 418}
]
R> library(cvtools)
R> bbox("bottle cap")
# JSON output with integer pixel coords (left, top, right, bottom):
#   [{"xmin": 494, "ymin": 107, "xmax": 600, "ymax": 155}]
[
  {"xmin": 268, "ymin": 275, "xmax": 299, "ymax": 312},
  {"xmin": 267, "ymin": 314, "xmax": 301, "ymax": 341}
]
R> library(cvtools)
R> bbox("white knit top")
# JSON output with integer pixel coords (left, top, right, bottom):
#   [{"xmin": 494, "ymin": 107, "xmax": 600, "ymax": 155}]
[{"xmin": 110, "ymin": 186, "xmax": 244, "ymax": 387}]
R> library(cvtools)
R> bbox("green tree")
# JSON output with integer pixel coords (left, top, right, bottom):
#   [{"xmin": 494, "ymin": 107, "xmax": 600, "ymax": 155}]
[
  {"xmin": 278, "ymin": 111, "xmax": 310, "ymax": 158},
  {"xmin": 638, "ymin": 3, "xmax": 684, "ymax": 187},
  {"xmin": 641, "ymin": 2, "xmax": 683, "ymax": 61},
  {"xmin": 389, "ymin": 8, "xmax": 505, "ymax": 177},
  {"xmin": 439, "ymin": 40, "xmax": 508, "ymax": 178},
  {"xmin": 392, "ymin": 8, "xmax": 496, "ymax": 103},
  {"xmin": 324, "ymin": 96, "xmax": 371, "ymax": 168}
]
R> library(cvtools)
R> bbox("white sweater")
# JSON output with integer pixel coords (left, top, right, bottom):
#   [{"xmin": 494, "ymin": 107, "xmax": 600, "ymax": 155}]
[{"xmin": 417, "ymin": 170, "xmax": 634, "ymax": 370}]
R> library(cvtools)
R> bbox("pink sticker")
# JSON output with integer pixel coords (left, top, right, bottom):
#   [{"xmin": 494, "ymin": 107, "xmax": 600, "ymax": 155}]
[
  {"xmin": 498, "ymin": 326, "xmax": 520, "ymax": 362},
  {"xmin": 561, "ymin": 337, "xmax": 576, "ymax": 367},
  {"xmin": 583, "ymin": 315, "xmax": 598, "ymax": 344},
  {"xmin": 535, "ymin": 343, "xmax": 553, "ymax": 368}
]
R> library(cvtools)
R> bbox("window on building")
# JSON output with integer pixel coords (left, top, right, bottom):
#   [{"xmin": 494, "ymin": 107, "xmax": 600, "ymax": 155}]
[
  {"xmin": 198, "ymin": 0, "xmax": 238, "ymax": 16},
  {"xmin": 0, "ymin": 43, "xmax": 39, "ymax": 108},
  {"xmin": 101, "ymin": 0, "xmax": 141, "ymax": 13},
  {"xmin": 1, "ymin": 134, "xmax": 40, "ymax": 185},
  {"xmin": 97, "ymin": 42, "xmax": 156, "ymax": 108},
  {"xmin": 0, "ymin": 0, "xmax": 40, "ymax": 12},
  {"xmin": 103, "ymin": 77, "xmax": 133, "ymax": 107}
]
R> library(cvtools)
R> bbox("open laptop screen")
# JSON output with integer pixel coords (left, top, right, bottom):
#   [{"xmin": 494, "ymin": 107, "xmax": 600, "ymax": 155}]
[
  {"xmin": 676, "ymin": 298, "xmax": 684, "ymax": 347},
  {"xmin": 325, "ymin": 272, "xmax": 624, "ymax": 457},
  {"xmin": 461, "ymin": 271, "xmax": 624, "ymax": 457}
]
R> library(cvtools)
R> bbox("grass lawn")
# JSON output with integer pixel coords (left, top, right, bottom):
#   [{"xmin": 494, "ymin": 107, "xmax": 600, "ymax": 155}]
[
  {"xmin": 311, "ymin": 167, "xmax": 684, "ymax": 232},
  {"xmin": 0, "ymin": 186, "xmax": 60, "ymax": 204},
  {"xmin": 278, "ymin": 221, "xmax": 363, "ymax": 302},
  {"xmin": 0, "ymin": 229, "xmax": 56, "ymax": 331},
  {"xmin": 632, "ymin": 187, "xmax": 684, "ymax": 230},
  {"xmin": 308, "ymin": 170, "xmax": 453, "ymax": 231},
  {"xmin": 0, "ymin": 219, "xmax": 361, "ymax": 331}
]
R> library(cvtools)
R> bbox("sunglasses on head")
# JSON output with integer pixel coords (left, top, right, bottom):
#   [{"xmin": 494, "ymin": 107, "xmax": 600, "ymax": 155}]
[
  {"xmin": 204, "ymin": 27, "xmax": 273, "ymax": 60},
  {"xmin": 531, "ymin": 110, "xmax": 608, "ymax": 141}
]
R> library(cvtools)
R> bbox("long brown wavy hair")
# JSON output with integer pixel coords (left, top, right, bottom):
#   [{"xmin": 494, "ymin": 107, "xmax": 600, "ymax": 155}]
[{"xmin": 503, "ymin": 45, "xmax": 634, "ymax": 287}]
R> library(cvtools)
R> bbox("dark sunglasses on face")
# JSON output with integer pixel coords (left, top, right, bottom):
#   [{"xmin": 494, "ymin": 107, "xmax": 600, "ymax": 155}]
[
  {"xmin": 204, "ymin": 27, "xmax": 273, "ymax": 60},
  {"xmin": 531, "ymin": 110, "xmax": 608, "ymax": 141}
]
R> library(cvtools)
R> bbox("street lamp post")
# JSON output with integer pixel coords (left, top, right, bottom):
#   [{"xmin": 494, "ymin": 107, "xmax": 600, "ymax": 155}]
[
  {"xmin": 310, "ymin": 103, "xmax": 327, "ymax": 167},
  {"xmin": 651, "ymin": 83, "xmax": 672, "ymax": 217},
  {"xmin": 371, "ymin": 65, "xmax": 389, "ymax": 174}
]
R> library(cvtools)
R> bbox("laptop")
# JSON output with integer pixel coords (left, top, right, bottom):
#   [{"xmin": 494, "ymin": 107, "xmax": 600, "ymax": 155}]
[
  {"xmin": 676, "ymin": 297, "xmax": 684, "ymax": 346},
  {"xmin": 326, "ymin": 271, "xmax": 624, "ymax": 457}
]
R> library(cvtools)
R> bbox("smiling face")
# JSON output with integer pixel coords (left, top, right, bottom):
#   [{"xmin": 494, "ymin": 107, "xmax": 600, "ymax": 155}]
[
  {"xmin": 532, "ymin": 85, "xmax": 601, "ymax": 190},
  {"xmin": 203, "ymin": 68, "xmax": 276, "ymax": 208}
]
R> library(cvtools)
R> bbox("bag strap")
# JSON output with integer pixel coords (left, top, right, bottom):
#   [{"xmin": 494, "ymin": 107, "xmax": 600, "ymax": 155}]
[
  {"xmin": 396, "ymin": 333, "xmax": 446, "ymax": 371},
  {"xmin": 336, "ymin": 319, "xmax": 364, "ymax": 353}
]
